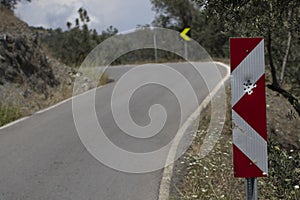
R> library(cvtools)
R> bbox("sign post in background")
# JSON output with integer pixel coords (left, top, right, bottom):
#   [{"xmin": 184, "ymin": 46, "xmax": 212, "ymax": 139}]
[
  {"xmin": 230, "ymin": 38, "xmax": 268, "ymax": 200},
  {"xmin": 180, "ymin": 28, "xmax": 191, "ymax": 59}
]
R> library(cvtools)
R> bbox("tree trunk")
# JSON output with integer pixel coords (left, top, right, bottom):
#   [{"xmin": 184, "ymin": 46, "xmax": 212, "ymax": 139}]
[
  {"xmin": 267, "ymin": 84, "xmax": 300, "ymax": 117},
  {"xmin": 266, "ymin": 29, "xmax": 279, "ymax": 87},
  {"xmin": 279, "ymin": 30, "xmax": 291, "ymax": 85},
  {"xmin": 266, "ymin": 29, "xmax": 300, "ymax": 117},
  {"xmin": 280, "ymin": 8, "xmax": 293, "ymax": 86}
]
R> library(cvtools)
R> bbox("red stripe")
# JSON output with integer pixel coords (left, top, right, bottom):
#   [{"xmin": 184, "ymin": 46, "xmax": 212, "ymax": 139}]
[
  {"xmin": 230, "ymin": 38, "xmax": 263, "ymax": 72},
  {"xmin": 233, "ymin": 145, "xmax": 266, "ymax": 177},
  {"xmin": 233, "ymin": 75, "xmax": 267, "ymax": 140}
]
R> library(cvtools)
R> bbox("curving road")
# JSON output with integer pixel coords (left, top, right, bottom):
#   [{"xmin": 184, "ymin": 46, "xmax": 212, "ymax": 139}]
[{"xmin": 0, "ymin": 62, "xmax": 228, "ymax": 200}]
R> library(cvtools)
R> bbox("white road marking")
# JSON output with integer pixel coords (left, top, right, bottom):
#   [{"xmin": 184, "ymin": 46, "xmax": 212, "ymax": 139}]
[
  {"xmin": 0, "ymin": 86, "xmax": 102, "ymax": 131},
  {"xmin": 0, "ymin": 61, "xmax": 230, "ymax": 200},
  {"xmin": 158, "ymin": 62, "xmax": 230, "ymax": 200}
]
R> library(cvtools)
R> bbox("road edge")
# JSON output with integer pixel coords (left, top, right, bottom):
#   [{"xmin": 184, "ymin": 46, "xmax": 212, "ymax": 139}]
[
  {"xmin": 0, "ymin": 86, "xmax": 103, "ymax": 131},
  {"xmin": 157, "ymin": 62, "xmax": 230, "ymax": 200}
]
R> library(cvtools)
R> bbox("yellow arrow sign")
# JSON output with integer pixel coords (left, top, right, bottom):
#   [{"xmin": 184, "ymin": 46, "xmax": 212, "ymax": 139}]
[{"xmin": 180, "ymin": 28, "xmax": 191, "ymax": 41}]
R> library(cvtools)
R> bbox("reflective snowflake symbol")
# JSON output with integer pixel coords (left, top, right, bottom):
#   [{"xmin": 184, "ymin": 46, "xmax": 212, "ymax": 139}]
[{"xmin": 243, "ymin": 80, "xmax": 257, "ymax": 95}]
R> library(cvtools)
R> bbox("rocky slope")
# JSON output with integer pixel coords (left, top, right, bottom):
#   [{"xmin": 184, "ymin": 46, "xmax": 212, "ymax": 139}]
[{"xmin": 0, "ymin": 8, "xmax": 75, "ymax": 114}]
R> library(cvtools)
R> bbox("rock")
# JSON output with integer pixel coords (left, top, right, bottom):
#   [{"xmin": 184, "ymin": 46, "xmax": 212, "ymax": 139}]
[
  {"xmin": 0, "ymin": 8, "xmax": 73, "ymax": 114},
  {"xmin": 0, "ymin": 10, "xmax": 62, "ymax": 87}
]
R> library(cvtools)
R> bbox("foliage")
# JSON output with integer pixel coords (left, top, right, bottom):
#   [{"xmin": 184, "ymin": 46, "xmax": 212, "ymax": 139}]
[
  {"xmin": 151, "ymin": 0, "xmax": 195, "ymax": 29},
  {"xmin": 0, "ymin": 0, "xmax": 31, "ymax": 10},
  {"xmin": 0, "ymin": 103, "xmax": 22, "ymax": 126},
  {"xmin": 266, "ymin": 140, "xmax": 300, "ymax": 199},
  {"xmin": 151, "ymin": 0, "xmax": 300, "ymax": 114},
  {"xmin": 175, "ymin": 138, "xmax": 300, "ymax": 199},
  {"xmin": 194, "ymin": 0, "xmax": 300, "ymax": 114},
  {"xmin": 42, "ymin": 8, "xmax": 118, "ymax": 68},
  {"xmin": 151, "ymin": 0, "xmax": 230, "ymax": 58},
  {"xmin": 195, "ymin": 0, "xmax": 299, "ymax": 83}
]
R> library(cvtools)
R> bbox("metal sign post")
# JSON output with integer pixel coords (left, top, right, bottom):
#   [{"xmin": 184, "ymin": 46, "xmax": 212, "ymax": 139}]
[
  {"xmin": 180, "ymin": 28, "xmax": 191, "ymax": 60},
  {"xmin": 230, "ymin": 38, "xmax": 268, "ymax": 200},
  {"xmin": 153, "ymin": 32, "xmax": 158, "ymax": 62},
  {"xmin": 184, "ymin": 41, "xmax": 188, "ymax": 60},
  {"xmin": 246, "ymin": 178, "xmax": 257, "ymax": 200}
]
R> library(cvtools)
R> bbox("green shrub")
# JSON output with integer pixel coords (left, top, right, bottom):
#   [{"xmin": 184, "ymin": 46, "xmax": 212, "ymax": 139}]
[
  {"xmin": 0, "ymin": 103, "xmax": 23, "ymax": 126},
  {"xmin": 264, "ymin": 140, "xmax": 300, "ymax": 199}
]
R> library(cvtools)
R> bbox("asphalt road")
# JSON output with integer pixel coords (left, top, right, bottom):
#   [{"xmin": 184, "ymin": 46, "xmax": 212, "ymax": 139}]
[{"xmin": 0, "ymin": 62, "xmax": 228, "ymax": 200}]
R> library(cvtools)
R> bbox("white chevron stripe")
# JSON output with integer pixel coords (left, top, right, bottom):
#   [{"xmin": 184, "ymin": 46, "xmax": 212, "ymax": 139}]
[
  {"xmin": 231, "ymin": 40, "xmax": 265, "ymax": 106},
  {"xmin": 232, "ymin": 110, "xmax": 268, "ymax": 174}
]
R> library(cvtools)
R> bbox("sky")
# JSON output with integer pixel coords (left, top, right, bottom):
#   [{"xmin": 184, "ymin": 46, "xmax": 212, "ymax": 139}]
[{"xmin": 15, "ymin": 0, "xmax": 156, "ymax": 33}]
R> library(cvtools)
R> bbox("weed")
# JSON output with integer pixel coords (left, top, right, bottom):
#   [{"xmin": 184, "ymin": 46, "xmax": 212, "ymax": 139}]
[{"xmin": 0, "ymin": 103, "xmax": 23, "ymax": 126}]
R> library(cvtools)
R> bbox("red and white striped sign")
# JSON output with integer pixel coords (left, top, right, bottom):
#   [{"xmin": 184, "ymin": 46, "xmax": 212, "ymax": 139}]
[{"xmin": 230, "ymin": 38, "xmax": 268, "ymax": 178}]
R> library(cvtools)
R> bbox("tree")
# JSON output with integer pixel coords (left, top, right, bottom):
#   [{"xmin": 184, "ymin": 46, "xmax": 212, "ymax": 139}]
[
  {"xmin": 0, "ymin": 0, "xmax": 31, "ymax": 10},
  {"xmin": 151, "ymin": 0, "xmax": 195, "ymax": 29},
  {"xmin": 43, "ymin": 7, "xmax": 118, "ymax": 67},
  {"xmin": 100, "ymin": 25, "xmax": 118, "ymax": 40},
  {"xmin": 150, "ymin": 0, "xmax": 229, "ymax": 57},
  {"xmin": 66, "ymin": 22, "xmax": 72, "ymax": 30},
  {"xmin": 193, "ymin": 0, "xmax": 300, "ymax": 115},
  {"xmin": 150, "ymin": 0, "xmax": 300, "ymax": 115}
]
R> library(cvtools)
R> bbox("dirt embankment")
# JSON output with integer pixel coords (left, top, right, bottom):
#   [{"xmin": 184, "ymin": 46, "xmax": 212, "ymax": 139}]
[{"xmin": 0, "ymin": 8, "xmax": 76, "ymax": 115}]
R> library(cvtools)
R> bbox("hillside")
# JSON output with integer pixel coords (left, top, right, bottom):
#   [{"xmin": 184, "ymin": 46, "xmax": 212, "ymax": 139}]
[{"xmin": 0, "ymin": 8, "xmax": 76, "ymax": 117}]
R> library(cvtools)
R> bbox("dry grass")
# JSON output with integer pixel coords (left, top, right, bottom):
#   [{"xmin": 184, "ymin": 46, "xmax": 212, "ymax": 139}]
[
  {"xmin": 0, "ymin": 102, "xmax": 23, "ymax": 126},
  {"xmin": 169, "ymin": 86, "xmax": 300, "ymax": 200},
  {"xmin": 0, "ymin": 7, "xmax": 28, "ymax": 33},
  {"xmin": 79, "ymin": 67, "xmax": 112, "ymax": 86}
]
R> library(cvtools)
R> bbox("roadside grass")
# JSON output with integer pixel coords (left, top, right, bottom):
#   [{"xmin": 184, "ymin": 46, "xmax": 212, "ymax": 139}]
[
  {"xmin": 169, "ymin": 86, "xmax": 300, "ymax": 200},
  {"xmin": 0, "ymin": 69, "xmax": 112, "ymax": 128},
  {"xmin": 0, "ymin": 103, "xmax": 23, "ymax": 127},
  {"xmin": 79, "ymin": 67, "xmax": 112, "ymax": 86},
  {"xmin": 98, "ymin": 72, "xmax": 111, "ymax": 86}
]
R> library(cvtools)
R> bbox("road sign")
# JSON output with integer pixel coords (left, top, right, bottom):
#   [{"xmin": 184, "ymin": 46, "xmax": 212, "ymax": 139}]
[
  {"xmin": 230, "ymin": 38, "xmax": 268, "ymax": 178},
  {"xmin": 180, "ymin": 28, "xmax": 191, "ymax": 41}
]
